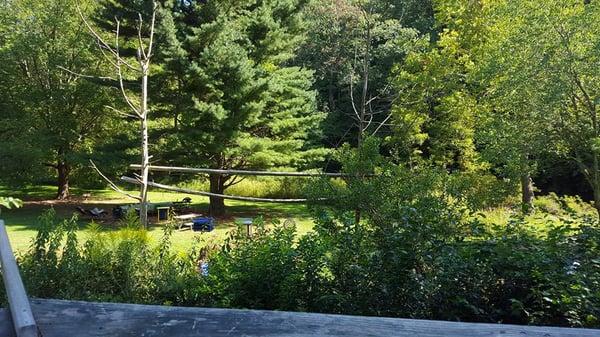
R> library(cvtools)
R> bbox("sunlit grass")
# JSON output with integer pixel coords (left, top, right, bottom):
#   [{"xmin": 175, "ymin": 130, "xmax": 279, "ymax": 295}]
[
  {"xmin": 1, "ymin": 184, "xmax": 314, "ymax": 253},
  {"xmin": 477, "ymin": 193, "xmax": 597, "ymax": 235},
  {"xmin": 3, "ymin": 184, "xmax": 596, "ymax": 253}
]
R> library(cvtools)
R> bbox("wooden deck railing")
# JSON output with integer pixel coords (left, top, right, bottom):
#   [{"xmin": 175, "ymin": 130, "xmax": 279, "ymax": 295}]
[
  {"xmin": 1, "ymin": 298, "xmax": 599, "ymax": 337},
  {"xmin": 0, "ymin": 220, "xmax": 38, "ymax": 337},
  {"xmin": 2, "ymin": 219, "xmax": 600, "ymax": 337}
]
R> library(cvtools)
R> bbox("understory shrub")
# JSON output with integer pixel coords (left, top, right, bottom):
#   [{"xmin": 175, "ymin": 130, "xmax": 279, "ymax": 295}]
[
  {"xmin": 18, "ymin": 209, "xmax": 211, "ymax": 306},
  {"xmin": 8, "ymin": 204, "xmax": 600, "ymax": 328}
]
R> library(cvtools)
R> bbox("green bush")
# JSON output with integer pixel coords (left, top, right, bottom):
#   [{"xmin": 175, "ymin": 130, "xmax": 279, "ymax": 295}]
[
  {"xmin": 428, "ymin": 218, "xmax": 600, "ymax": 327},
  {"xmin": 208, "ymin": 218, "xmax": 302, "ymax": 310},
  {"xmin": 18, "ymin": 209, "xmax": 210, "ymax": 305}
]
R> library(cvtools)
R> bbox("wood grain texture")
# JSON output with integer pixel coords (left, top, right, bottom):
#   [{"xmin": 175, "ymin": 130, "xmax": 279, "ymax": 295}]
[
  {"xmin": 1, "ymin": 299, "xmax": 599, "ymax": 337},
  {"xmin": 0, "ymin": 310, "xmax": 16, "ymax": 337}
]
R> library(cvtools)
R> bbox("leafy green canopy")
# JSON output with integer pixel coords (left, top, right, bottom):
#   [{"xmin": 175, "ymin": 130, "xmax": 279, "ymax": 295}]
[
  {"xmin": 297, "ymin": 0, "xmax": 425, "ymax": 146},
  {"xmin": 390, "ymin": 0, "xmax": 490, "ymax": 171},
  {"xmin": 0, "ymin": 0, "xmax": 115, "ymax": 191},
  {"xmin": 477, "ymin": 0, "xmax": 600, "ymax": 210}
]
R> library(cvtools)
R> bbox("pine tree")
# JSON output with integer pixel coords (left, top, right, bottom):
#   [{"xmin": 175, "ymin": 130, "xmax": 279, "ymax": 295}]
[{"xmin": 156, "ymin": 0, "xmax": 327, "ymax": 216}]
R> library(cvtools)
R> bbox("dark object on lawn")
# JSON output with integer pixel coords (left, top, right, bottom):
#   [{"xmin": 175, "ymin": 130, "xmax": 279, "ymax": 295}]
[
  {"xmin": 113, "ymin": 205, "xmax": 142, "ymax": 219},
  {"xmin": 192, "ymin": 217, "xmax": 215, "ymax": 232},
  {"xmin": 76, "ymin": 206, "xmax": 107, "ymax": 218},
  {"xmin": 157, "ymin": 207, "xmax": 170, "ymax": 221},
  {"xmin": 172, "ymin": 197, "xmax": 192, "ymax": 212},
  {"xmin": 112, "ymin": 206, "xmax": 125, "ymax": 219}
]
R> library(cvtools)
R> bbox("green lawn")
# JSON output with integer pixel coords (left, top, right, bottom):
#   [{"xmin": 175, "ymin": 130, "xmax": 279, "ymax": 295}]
[
  {"xmin": 3, "ymin": 185, "xmax": 595, "ymax": 253},
  {"xmin": 1, "ymin": 185, "xmax": 315, "ymax": 253}
]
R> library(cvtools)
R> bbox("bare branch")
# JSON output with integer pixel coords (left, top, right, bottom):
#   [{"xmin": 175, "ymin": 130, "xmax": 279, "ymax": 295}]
[
  {"xmin": 89, "ymin": 160, "xmax": 141, "ymax": 201},
  {"xmin": 75, "ymin": 3, "xmax": 138, "ymax": 72},
  {"xmin": 349, "ymin": 73, "xmax": 361, "ymax": 121},
  {"xmin": 114, "ymin": 20, "xmax": 141, "ymax": 117},
  {"xmin": 57, "ymin": 66, "xmax": 117, "ymax": 82},
  {"xmin": 96, "ymin": 39, "xmax": 121, "ymax": 70},
  {"xmin": 371, "ymin": 112, "xmax": 394, "ymax": 136},
  {"xmin": 137, "ymin": 13, "xmax": 147, "ymax": 61},
  {"xmin": 105, "ymin": 105, "xmax": 139, "ymax": 119},
  {"xmin": 146, "ymin": 2, "xmax": 158, "ymax": 59}
]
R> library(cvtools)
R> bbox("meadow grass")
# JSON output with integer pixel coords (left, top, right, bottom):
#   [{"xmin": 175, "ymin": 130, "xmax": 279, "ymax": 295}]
[{"xmin": 476, "ymin": 192, "xmax": 597, "ymax": 235}]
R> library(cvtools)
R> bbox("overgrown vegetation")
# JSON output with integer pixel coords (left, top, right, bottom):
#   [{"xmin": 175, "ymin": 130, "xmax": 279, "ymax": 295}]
[
  {"xmin": 1, "ymin": 0, "xmax": 600, "ymax": 329},
  {"xmin": 3, "ymin": 144, "xmax": 598, "ymax": 328}
]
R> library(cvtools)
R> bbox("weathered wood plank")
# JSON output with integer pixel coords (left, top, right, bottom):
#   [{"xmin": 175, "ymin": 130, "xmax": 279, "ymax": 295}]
[
  {"xmin": 1, "ymin": 299, "xmax": 599, "ymax": 337},
  {"xmin": 0, "ymin": 310, "xmax": 16, "ymax": 337},
  {"xmin": 0, "ymin": 220, "xmax": 38, "ymax": 337}
]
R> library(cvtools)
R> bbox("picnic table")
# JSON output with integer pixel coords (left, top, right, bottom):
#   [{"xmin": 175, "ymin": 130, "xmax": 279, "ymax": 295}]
[{"xmin": 174, "ymin": 213, "xmax": 203, "ymax": 230}]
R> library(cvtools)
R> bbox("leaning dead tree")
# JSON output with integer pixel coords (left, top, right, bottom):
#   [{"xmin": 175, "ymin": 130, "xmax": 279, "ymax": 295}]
[{"xmin": 76, "ymin": 2, "xmax": 158, "ymax": 227}]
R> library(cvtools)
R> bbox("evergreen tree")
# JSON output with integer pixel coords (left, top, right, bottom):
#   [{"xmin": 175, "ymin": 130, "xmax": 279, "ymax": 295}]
[{"xmin": 156, "ymin": 0, "xmax": 327, "ymax": 215}]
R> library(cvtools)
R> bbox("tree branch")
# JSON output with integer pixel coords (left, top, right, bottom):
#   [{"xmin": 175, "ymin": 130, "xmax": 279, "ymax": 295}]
[{"xmin": 89, "ymin": 160, "xmax": 141, "ymax": 201}]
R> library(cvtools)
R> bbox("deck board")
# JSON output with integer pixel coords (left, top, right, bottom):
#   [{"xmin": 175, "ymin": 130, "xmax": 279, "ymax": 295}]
[{"xmin": 0, "ymin": 299, "xmax": 599, "ymax": 337}]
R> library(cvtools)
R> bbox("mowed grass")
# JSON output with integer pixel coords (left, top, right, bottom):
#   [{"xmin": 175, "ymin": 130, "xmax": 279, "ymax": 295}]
[
  {"xmin": 3, "ymin": 185, "xmax": 595, "ymax": 253},
  {"xmin": 0, "ymin": 185, "xmax": 315, "ymax": 253}
]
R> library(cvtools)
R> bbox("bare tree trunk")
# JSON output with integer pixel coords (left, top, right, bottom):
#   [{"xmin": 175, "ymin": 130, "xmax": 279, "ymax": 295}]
[
  {"xmin": 593, "ymin": 188, "xmax": 600, "ymax": 219},
  {"xmin": 520, "ymin": 172, "xmax": 534, "ymax": 213},
  {"xmin": 593, "ymin": 151, "xmax": 600, "ymax": 219},
  {"xmin": 354, "ymin": 14, "xmax": 371, "ymax": 225},
  {"xmin": 138, "ymin": 63, "xmax": 150, "ymax": 227},
  {"xmin": 77, "ymin": 1, "xmax": 157, "ymax": 227},
  {"xmin": 208, "ymin": 174, "xmax": 226, "ymax": 217},
  {"xmin": 357, "ymin": 24, "xmax": 370, "ymax": 148},
  {"xmin": 56, "ymin": 161, "xmax": 70, "ymax": 200}
]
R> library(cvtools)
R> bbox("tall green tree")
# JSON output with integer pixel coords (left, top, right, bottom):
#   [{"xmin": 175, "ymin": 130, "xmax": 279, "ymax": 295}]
[
  {"xmin": 298, "ymin": 0, "xmax": 425, "ymax": 146},
  {"xmin": 390, "ymin": 0, "xmax": 489, "ymax": 172},
  {"xmin": 0, "ymin": 0, "xmax": 114, "ymax": 199},
  {"xmin": 477, "ymin": 0, "xmax": 600, "ymax": 214},
  {"xmin": 156, "ymin": 0, "xmax": 328, "ymax": 215}
]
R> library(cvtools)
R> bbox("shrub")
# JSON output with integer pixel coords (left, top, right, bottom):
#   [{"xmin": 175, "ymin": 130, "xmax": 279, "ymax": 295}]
[
  {"xmin": 18, "ymin": 209, "xmax": 210, "ymax": 305},
  {"xmin": 208, "ymin": 218, "xmax": 301, "ymax": 310}
]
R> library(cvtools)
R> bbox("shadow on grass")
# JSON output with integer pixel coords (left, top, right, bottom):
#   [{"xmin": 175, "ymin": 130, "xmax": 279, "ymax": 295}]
[{"xmin": 2, "ymin": 200, "xmax": 311, "ymax": 231}]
